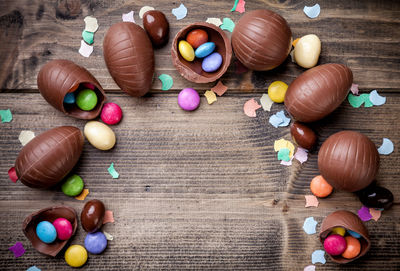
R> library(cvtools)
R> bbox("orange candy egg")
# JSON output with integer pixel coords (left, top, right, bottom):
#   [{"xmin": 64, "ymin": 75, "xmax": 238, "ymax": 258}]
[
  {"xmin": 310, "ymin": 175, "xmax": 333, "ymax": 198},
  {"xmin": 342, "ymin": 236, "xmax": 361, "ymax": 259},
  {"xmin": 186, "ymin": 29, "xmax": 208, "ymax": 49}
]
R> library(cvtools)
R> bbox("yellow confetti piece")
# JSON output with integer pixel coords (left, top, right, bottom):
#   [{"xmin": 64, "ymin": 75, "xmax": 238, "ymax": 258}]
[
  {"xmin": 75, "ymin": 188, "xmax": 89, "ymax": 200},
  {"xmin": 204, "ymin": 90, "xmax": 217, "ymax": 104},
  {"xmin": 18, "ymin": 130, "xmax": 35, "ymax": 146},
  {"xmin": 84, "ymin": 16, "xmax": 98, "ymax": 33},
  {"xmin": 274, "ymin": 138, "xmax": 295, "ymax": 157}
]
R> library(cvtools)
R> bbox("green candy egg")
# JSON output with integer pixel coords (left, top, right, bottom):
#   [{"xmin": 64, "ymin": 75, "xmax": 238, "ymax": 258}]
[
  {"xmin": 62, "ymin": 174, "xmax": 84, "ymax": 196},
  {"xmin": 76, "ymin": 89, "xmax": 98, "ymax": 111}
]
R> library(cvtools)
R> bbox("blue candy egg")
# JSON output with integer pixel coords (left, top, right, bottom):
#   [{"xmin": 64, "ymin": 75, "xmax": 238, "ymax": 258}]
[
  {"xmin": 347, "ymin": 229, "xmax": 361, "ymax": 238},
  {"xmin": 202, "ymin": 52, "xmax": 222, "ymax": 73},
  {"xmin": 194, "ymin": 42, "xmax": 216, "ymax": 58},
  {"xmin": 63, "ymin": 92, "xmax": 75, "ymax": 104},
  {"xmin": 84, "ymin": 231, "xmax": 107, "ymax": 254},
  {"xmin": 36, "ymin": 221, "xmax": 57, "ymax": 244}
]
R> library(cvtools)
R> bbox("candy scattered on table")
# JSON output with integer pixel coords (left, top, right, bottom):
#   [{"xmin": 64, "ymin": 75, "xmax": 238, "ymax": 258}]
[
  {"xmin": 206, "ymin": 17, "xmax": 222, "ymax": 27},
  {"xmin": 8, "ymin": 167, "xmax": 18, "ymax": 182},
  {"xmin": 178, "ymin": 88, "xmax": 201, "ymax": 111},
  {"xmin": 268, "ymin": 81, "xmax": 288, "ymax": 103},
  {"xmin": 204, "ymin": 90, "xmax": 217, "ymax": 104},
  {"xmin": 179, "ymin": 40, "xmax": 195, "ymax": 61},
  {"xmin": 101, "ymin": 103, "xmax": 123, "ymax": 125},
  {"xmin": 220, "ymin": 18, "xmax": 235, "ymax": 32},
  {"xmin": 358, "ymin": 206, "xmax": 372, "ymax": 221},
  {"xmin": 369, "ymin": 208, "xmax": 381, "ymax": 221},
  {"xmin": 84, "ymin": 121, "xmax": 116, "ymax": 150},
  {"xmin": 108, "ymin": 163, "xmax": 119, "ymax": 179},
  {"xmin": 324, "ymin": 234, "xmax": 347, "ymax": 255},
  {"xmin": 27, "ymin": 266, "xmax": 41, "ymax": 271},
  {"xmin": 202, "ymin": 52, "xmax": 223, "ymax": 72},
  {"xmin": 65, "ymin": 245, "xmax": 88, "ymax": 267},
  {"xmin": 294, "ymin": 34, "xmax": 321, "ymax": 68},
  {"xmin": 357, "ymin": 184, "xmax": 394, "ymax": 210},
  {"xmin": 294, "ymin": 147, "xmax": 308, "ymax": 163},
  {"xmin": 269, "ymin": 110, "xmax": 291, "ymax": 128},
  {"xmin": 36, "ymin": 221, "xmax": 57, "ymax": 243},
  {"xmin": 103, "ymin": 230, "xmax": 114, "ymax": 241},
  {"xmin": 211, "ymin": 80, "xmax": 228, "ymax": 96},
  {"xmin": 9, "ymin": 241, "xmax": 25, "ymax": 258},
  {"xmin": 274, "ymin": 138, "xmax": 295, "ymax": 157},
  {"xmin": 18, "ymin": 130, "xmax": 35, "ymax": 146},
  {"xmin": 311, "ymin": 249, "xmax": 326, "ymax": 264},
  {"xmin": 350, "ymin": 83, "xmax": 359, "ymax": 95},
  {"xmin": 139, "ymin": 6, "xmax": 154, "ymax": 19},
  {"xmin": 84, "ymin": 16, "xmax": 99, "ymax": 33},
  {"xmin": 85, "ymin": 231, "xmax": 108, "ymax": 254},
  {"xmin": 53, "ymin": 218, "xmax": 73, "ymax": 240},
  {"xmin": 79, "ymin": 40, "xmax": 94, "ymax": 57},
  {"xmin": 122, "ymin": 10, "xmax": 135, "ymax": 23},
  {"xmin": 304, "ymin": 265, "xmax": 315, "ymax": 271},
  {"xmin": 305, "ymin": 195, "xmax": 319, "ymax": 208},
  {"xmin": 303, "ymin": 217, "xmax": 318, "ymax": 234},
  {"xmin": 81, "ymin": 199, "xmax": 106, "ymax": 232},
  {"xmin": 342, "ymin": 236, "xmax": 361, "ymax": 259},
  {"xmin": 377, "ymin": 138, "xmax": 394, "ymax": 155},
  {"xmin": 231, "ymin": 0, "xmax": 246, "ymax": 13},
  {"xmin": 310, "ymin": 175, "xmax": 333, "ymax": 198},
  {"xmin": 62, "ymin": 174, "xmax": 84, "ymax": 197},
  {"xmin": 172, "ymin": 3, "xmax": 187, "ymax": 20},
  {"xmin": 243, "ymin": 98, "xmax": 261, "ymax": 117},
  {"xmin": 290, "ymin": 122, "xmax": 317, "ymax": 150},
  {"xmin": 277, "ymin": 148, "xmax": 290, "ymax": 162},
  {"xmin": 260, "ymin": 94, "xmax": 273, "ymax": 111},
  {"xmin": 0, "ymin": 109, "xmax": 12, "ymax": 123},
  {"xmin": 303, "ymin": 4, "xmax": 321, "ymax": 19},
  {"xmin": 158, "ymin": 74, "xmax": 174, "ymax": 91},
  {"xmin": 369, "ymin": 90, "xmax": 386, "ymax": 106},
  {"xmin": 75, "ymin": 188, "xmax": 90, "ymax": 201},
  {"xmin": 103, "ymin": 210, "xmax": 115, "ymax": 224}
]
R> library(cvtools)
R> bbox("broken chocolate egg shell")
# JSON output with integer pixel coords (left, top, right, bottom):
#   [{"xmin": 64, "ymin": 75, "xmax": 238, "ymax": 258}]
[
  {"xmin": 320, "ymin": 210, "xmax": 370, "ymax": 264},
  {"xmin": 171, "ymin": 22, "xmax": 232, "ymax": 83},
  {"xmin": 37, "ymin": 59, "xmax": 106, "ymax": 119},
  {"xmin": 22, "ymin": 206, "xmax": 78, "ymax": 257}
]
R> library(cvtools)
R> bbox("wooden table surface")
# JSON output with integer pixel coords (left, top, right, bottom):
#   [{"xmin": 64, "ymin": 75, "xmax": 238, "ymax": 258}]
[{"xmin": 1, "ymin": 0, "xmax": 399, "ymax": 270}]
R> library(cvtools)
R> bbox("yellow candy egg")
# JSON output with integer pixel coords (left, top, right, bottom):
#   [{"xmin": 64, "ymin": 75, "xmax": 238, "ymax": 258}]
[
  {"xmin": 331, "ymin": 227, "xmax": 346, "ymax": 236},
  {"xmin": 268, "ymin": 81, "xmax": 288, "ymax": 103},
  {"xmin": 65, "ymin": 245, "xmax": 88, "ymax": 267},
  {"xmin": 178, "ymin": 40, "xmax": 195, "ymax": 62}
]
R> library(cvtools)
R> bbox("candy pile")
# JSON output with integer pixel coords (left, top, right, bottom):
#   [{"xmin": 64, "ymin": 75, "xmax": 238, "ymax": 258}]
[
  {"xmin": 323, "ymin": 231, "xmax": 361, "ymax": 259},
  {"xmin": 63, "ymin": 83, "xmax": 98, "ymax": 111}
]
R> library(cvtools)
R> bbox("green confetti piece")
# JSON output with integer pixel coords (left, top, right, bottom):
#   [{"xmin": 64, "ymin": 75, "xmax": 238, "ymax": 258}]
[
  {"xmin": 277, "ymin": 148, "xmax": 290, "ymax": 162},
  {"xmin": 82, "ymin": 30, "xmax": 94, "ymax": 45},
  {"xmin": 361, "ymin": 93, "xmax": 373, "ymax": 107},
  {"xmin": 348, "ymin": 93, "xmax": 364, "ymax": 108},
  {"xmin": 220, "ymin": 18, "xmax": 235, "ymax": 33},
  {"xmin": 158, "ymin": 74, "xmax": 173, "ymax": 91},
  {"xmin": 230, "ymin": 0, "xmax": 239, "ymax": 11},
  {"xmin": 108, "ymin": 163, "xmax": 119, "ymax": 179},
  {"xmin": 0, "ymin": 109, "xmax": 12, "ymax": 123}
]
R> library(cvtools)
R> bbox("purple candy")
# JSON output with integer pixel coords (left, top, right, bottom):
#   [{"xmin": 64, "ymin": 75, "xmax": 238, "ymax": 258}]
[
  {"xmin": 202, "ymin": 52, "xmax": 222, "ymax": 72},
  {"xmin": 178, "ymin": 88, "xmax": 200, "ymax": 111},
  {"xmin": 84, "ymin": 231, "xmax": 107, "ymax": 254}
]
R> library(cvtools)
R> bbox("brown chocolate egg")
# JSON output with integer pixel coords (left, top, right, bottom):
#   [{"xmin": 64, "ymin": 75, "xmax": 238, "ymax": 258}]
[
  {"xmin": 22, "ymin": 206, "xmax": 78, "ymax": 257},
  {"xmin": 319, "ymin": 210, "xmax": 370, "ymax": 264},
  {"xmin": 318, "ymin": 131, "xmax": 379, "ymax": 192},
  {"xmin": 103, "ymin": 22, "xmax": 155, "ymax": 97},
  {"xmin": 285, "ymin": 63, "xmax": 353, "ymax": 122},
  {"xmin": 15, "ymin": 126, "xmax": 84, "ymax": 189},
  {"xmin": 231, "ymin": 9, "xmax": 292, "ymax": 71},
  {"xmin": 290, "ymin": 121, "xmax": 317, "ymax": 150},
  {"xmin": 81, "ymin": 199, "xmax": 105, "ymax": 233},
  {"xmin": 37, "ymin": 59, "xmax": 107, "ymax": 119},
  {"xmin": 143, "ymin": 10, "xmax": 169, "ymax": 48}
]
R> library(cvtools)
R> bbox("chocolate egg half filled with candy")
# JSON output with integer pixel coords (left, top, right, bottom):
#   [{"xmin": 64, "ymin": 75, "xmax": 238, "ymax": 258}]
[
  {"xmin": 285, "ymin": 63, "xmax": 353, "ymax": 122},
  {"xmin": 231, "ymin": 9, "xmax": 292, "ymax": 71},
  {"xmin": 22, "ymin": 206, "xmax": 78, "ymax": 257},
  {"xmin": 14, "ymin": 126, "xmax": 84, "ymax": 189},
  {"xmin": 37, "ymin": 60, "xmax": 107, "ymax": 119},
  {"xmin": 320, "ymin": 210, "xmax": 370, "ymax": 264},
  {"xmin": 318, "ymin": 131, "xmax": 379, "ymax": 192},
  {"xmin": 103, "ymin": 22, "xmax": 155, "ymax": 97}
]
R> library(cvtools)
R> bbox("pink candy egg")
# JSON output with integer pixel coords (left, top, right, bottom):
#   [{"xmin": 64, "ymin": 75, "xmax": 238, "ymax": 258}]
[
  {"xmin": 323, "ymin": 234, "xmax": 347, "ymax": 256},
  {"xmin": 100, "ymin": 102, "xmax": 123, "ymax": 125},
  {"xmin": 53, "ymin": 218, "xmax": 73, "ymax": 240}
]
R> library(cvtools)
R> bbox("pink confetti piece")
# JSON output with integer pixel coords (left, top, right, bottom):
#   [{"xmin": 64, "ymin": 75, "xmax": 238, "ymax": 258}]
[
  {"xmin": 305, "ymin": 195, "xmax": 319, "ymax": 208},
  {"xmin": 235, "ymin": 59, "xmax": 248, "ymax": 74},
  {"xmin": 369, "ymin": 208, "xmax": 381, "ymax": 221},
  {"xmin": 304, "ymin": 265, "xmax": 316, "ymax": 271},
  {"xmin": 243, "ymin": 99, "xmax": 261, "ymax": 117},
  {"xmin": 350, "ymin": 83, "xmax": 359, "ymax": 95},
  {"xmin": 103, "ymin": 210, "xmax": 115, "ymax": 224},
  {"xmin": 358, "ymin": 206, "xmax": 372, "ymax": 221},
  {"xmin": 294, "ymin": 147, "xmax": 308, "ymax": 164},
  {"xmin": 8, "ymin": 167, "xmax": 18, "ymax": 183},
  {"xmin": 122, "ymin": 11, "xmax": 135, "ymax": 23},
  {"xmin": 211, "ymin": 80, "xmax": 228, "ymax": 96},
  {"xmin": 9, "ymin": 242, "xmax": 25, "ymax": 258},
  {"xmin": 236, "ymin": 0, "xmax": 246, "ymax": 13}
]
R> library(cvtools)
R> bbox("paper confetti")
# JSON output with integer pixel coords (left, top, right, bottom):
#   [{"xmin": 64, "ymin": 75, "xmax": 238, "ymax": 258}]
[
  {"xmin": 350, "ymin": 83, "xmax": 359, "ymax": 95},
  {"xmin": 303, "ymin": 217, "xmax": 318, "ymax": 234},
  {"xmin": 378, "ymin": 138, "xmax": 394, "ymax": 155},
  {"xmin": 220, "ymin": 18, "xmax": 235, "ymax": 32},
  {"xmin": 289, "ymin": 49, "xmax": 296, "ymax": 63},
  {"xmin": 294, "ymin": 147, "xmax": 308, "ymax": 164},
  {"xmin": 108, "ymin": 163, "xmax": 119, "ymax": 179},
  {"xmin": 122, "ymin": 11, "xmax": 135, "ymax": 23},
  {"xmin": 206, "ymin": 18, "xmax": 223, "ymax": 27},
  {"xmin": 348, "ymin": 93, "xmax": 372, "ymax": 108},
  {"xmin": 369, "ymin": 208, "xmax": 381, "ymax": 221},
  {"xmin": 172, "ymin": 4, "xmax": 187, "ymax": 20},
  {"xmin": 8, "ymin": 167, "xmax": 18, "ymax": 183},
  {"xmin": 211, "ymin": 80, "xmax": 228, "ymax": 96},
  {"xmin": 358, "ymin": 206, "xmax": 372, "ymax": 221},
  {"xmin": 311, "ymin": 250, "xmax": 326, "ymax": 264},
  {"xmin": 280, "ymin": 157, "xmax": 293, "ymax": 166},
  {"xmin": 18, "ymin": 130, "xmax": 35, "ymax": 146},
  {"xmin": 139, "ymin": 6, "xmax": 154, "ymax": 19},
  {"xmin": 269, "ymin": 110, "xmax": 291, "ymax": 128},
  {"xmin": 204, "ymin": 90, "xmax": 217, "ymax": 105},
  {"xmin": 274, "ymin": 139, "xmax": 295, "ymax": 157},
  {"xmin": 75, "ymin": 188, "xmax": 89, "ymax": 200},
  {"xmin": 231, "ymin": 0, "xmax": 246, "ymax": 13},
  {"xmin": 304, "ymin": 265, "xmax": 315, "ymax": 271},
  {"xmin": 277, "ymin": 148, "xmax": 290, "ymax": 162},
  {"xmin": 260, "ymin": 94, "xmax": 273, "ymax": 111},
  {"xmin": 82, "ymin": 30, "xmax": 94, "ymax": 45},
  {"xmin": 103, "ymin": 231, "xmax": 114, "ymax": 241},
  {"xmin": 27, "ymin": 266, "xmax": 41, "ymax": 271},
  {"xmin": 103, "ymin": 210, "xmax": 115, "ymax": 224},
  {"xmin": 230, "ymin": 0, "xmax": 239, "ymax": 11},
  {"xmin": 9, "ymin": 242, "xmax": 25, "ymax": 258},
  {"xmin": 303, "ymin": 4, "xmax": 321, "ymax": 19},
  {"xmin": 243, "ymin": 99, "xmax": 261, "ymax": 117},
  {"xmin": 0, "ymin": 109, "xmax": 12, "ymax": 123},
  {"xmin": 158, "ymin": 74, "xmax": 173, "ymax": 91},
  {"xmin": 292, "ymin": 38, "xmax": 300, "ymax": 47},
  {"xmin": 305, "ymin": 195, "xmax": 319, "ymax": 208},
  {"xmin": 79, "ymin": 40, "xmax": 93, "ymax": 58},
  {"xmin": 369, "ymin": 90, "xmax": 386, "ymax": 106},
  {"xmin": 84, "ymin": 16, "xmax": 98, "ymax": 33}
]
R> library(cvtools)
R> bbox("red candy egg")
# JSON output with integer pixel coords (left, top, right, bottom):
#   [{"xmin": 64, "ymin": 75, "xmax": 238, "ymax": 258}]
[
  {"xmin": 100, "ymin": 103, "xmax": 123, "ymax": 125},
  {"xmin": 186, "ymin": 29, "xmax": 208, "ymax": 49},
  {"xmin": 53, "ymin": 218, "xmax": 73, "ymax": 240},
  {"xmin": 324, "ymin": 234, "xmax": 347, "ymax": 256}
]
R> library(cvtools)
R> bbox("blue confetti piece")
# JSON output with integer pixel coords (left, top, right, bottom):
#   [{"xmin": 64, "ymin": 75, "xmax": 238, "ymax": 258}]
[
  {"xmin": 303, "ymin": 217, "xmax": 318, "ymax": 234},
  {"xmin": 269, "ymin": 114, "xmax": 282, "ymax": 128},
  {"xmin": 63, "ymin": 92, "xmax": 75, "ymax": 104},
  {"xmin": 311, "ymin": 250, "xmax": 326, "ymax": 264},
  {"xmin": 27, "ymin": 266, "xmax": 41, "ymax": 271},
  {"xmin": 347, "ymin": 229, "xmax": 361, "ymax": 239},
  {"xmin": 369, "ymin": 90, "xmax": 386, "ymax": 106},
  {"xmin": 276, "ymin": 110, "xmax": 291, "ymax": 127},
  {"xmin": 172, "ymin": 4, "xmax": 187, "ymax": 20},
  {"xmin": 303, "ymin": 4, "xmax": 321, "ymax": 19},
  {"xmin": 377, "ymin": 138, "xmax": 394, "ymax": 155}
]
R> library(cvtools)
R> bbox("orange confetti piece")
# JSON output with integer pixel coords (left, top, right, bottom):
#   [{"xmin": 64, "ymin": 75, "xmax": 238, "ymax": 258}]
[
  {"xmin": 75, "ymin": 188, "xmax": 89, "ymax": 200},
  {"xmin": 305, "ymin": 195, "xmax": 319, "ymax": 208},
  {"xmin": 292, "ymin": 38, "xmax": 300, "ymax": 47},
  {"xmin": 243, "ymin": 98, "xmax": 261, "ymax": 117},
  {"xmin": 369, "ymin": 208, "xmax": 381, "ymax": 221},
  {"xmin": 103, "ymin": 210, "xmax": 114, "ymax": 224},
  {"xmin": 211, "ymin": 80, "xmax": 228, "ymax": 96}
]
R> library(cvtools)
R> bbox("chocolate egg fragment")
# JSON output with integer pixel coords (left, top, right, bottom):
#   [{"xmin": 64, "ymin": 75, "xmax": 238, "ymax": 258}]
[
  {"xmin": 320, "ymin": 210, "xmax": 370, "ymax": 264},
  {"xmin": 231, "ymin": 9, "xmax": 292, "ymax": 71},
  {"xmin": 22, "ymin": 206, "xmax": 78, "ymax": 257},
  {"xmin": 15, "ymin": 126, "xmax": 84, "ymax": 189},
  {"xmin": 318, "ymin": 131, "xmax": 379, "ymax": 192},
  {"xmin": 143, "ymin": 10, "xmax": 169, "ymax": 48},
  {"xmin": 103, "ymin": 22, "xmax": 155, "ymax": 97},
  {"xmin": 290, "ymin": 121, "xmax": 317, "ymax": 150},
  {"xmin": 285, "ymin": 63, "xmax": 353, "ymax": 122},
  {"xmin": 357, "ymin": 183, "xmax": 394, "ymax": 209},
  {"xmin": 171, "ymin": 22, "xmax": 232, "ymax": 83},
  {"xmin": 37, "ymin": 59, "xmax": 106, "ymax": 119},
  {"xmin": 81, "ymin": 199, "xmax": 105, "ymax": 233}
]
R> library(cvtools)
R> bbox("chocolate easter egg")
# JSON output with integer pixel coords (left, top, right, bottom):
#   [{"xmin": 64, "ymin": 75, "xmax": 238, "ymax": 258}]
[
  {"xmin": 231, "ymin": 9, "xmax": 292, "ymax": 71},
  {"xmin": 81, "ymin": 199, "xmax": 105, "ymax": 233},
  {"xmin": 15, "ymin": 126, "xmax": 84, "ymax": 189},
  {"xmin": 143, "ymin": 10, "xmax": 169, "ymax": 48},
  {"xmin": 285, "ymin": 63, "xmax": 353, "ymax": 122},
  {"xmin": 37, "ymin": 59, "xmax": 106, "ymax": 119},
  {"xmin": 290, "ymin": 121, "xmax": 317, "ymax": 150},
  {"xmin": 357, "ymin": 183, "xmax": 394, "ymax": 209},
  {"xmin": 320, "ymin": 210, "xmax": 370, "ymax": 264},
  {"xmin": 318, "ymin": 131, "xmax": 379, "ymax": 192},
  {"xmin": 103, "ymin": 22, "xmax": 155, "ymax": 97}
]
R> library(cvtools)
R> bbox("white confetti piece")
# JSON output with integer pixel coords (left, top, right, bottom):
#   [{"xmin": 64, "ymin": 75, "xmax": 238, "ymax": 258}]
[
  {"xmin": 139, "ymin": 6, "xmax": 154, "ymax": 19},
  {"xmin": 294, "ymin": 147, "xmax": 308, "ymax": 164},
  {"xmin": 290, "ymin": 49, "xmax": 296, "ymax": 63},
  {"xmin": 18, "ymin": 130, "xmax": 35, "ymax": 146},
  {"xmin": 206, "ymin": 18, "xmax": 222, "ymax": 27},
  {"xmin": 303, "ymin": 4, "xmax": 321, "ymax": 19},
  {"xmin": 79, "ymin": 40, "xmax": 93, "ymax": 57},
  {"xmin": 311, "ymin": 250, "xmax": 326, "ymax": 264},
  {"xmin": 102, "ymin": 230, "xmax": 114, "ymax": 241},
  {"xmin": 303, "ymin": 217, "xmax": 318, "ymax": 234},
  {"xmin": 377, "ymin": 138, "xmax": 394, "ymax": 155},
  {"xmin": 122, "ymin": 10, "xmax": 135, "ymax": 23},
  {"xmin": 260, "ymin": 93, "xmax": 273, "ymax": 111},
  {"xmin": 369, "ymin": 89, "xmax": 386, "ymax": 106},
  {"xmin": 172, "ymin": 3, "xmax": 187, "ymax": 20},
  {"xmin": 304, "ymin": 265, "xmax": 316, "ymax": 271},
  {"xmin": 84, "ymin": 16, "xmax": 99, "ymax": 33}
]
